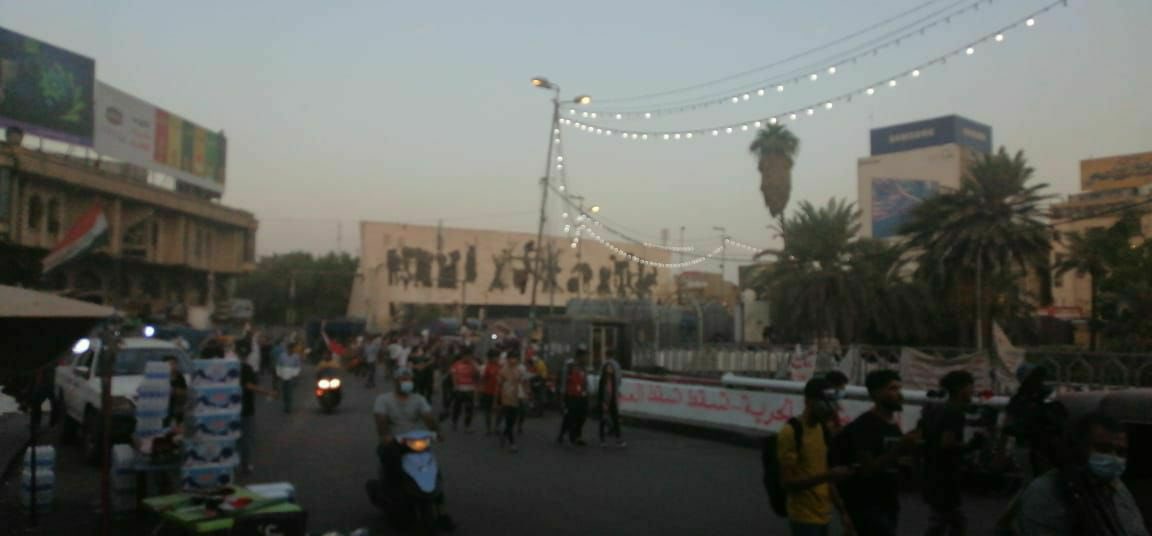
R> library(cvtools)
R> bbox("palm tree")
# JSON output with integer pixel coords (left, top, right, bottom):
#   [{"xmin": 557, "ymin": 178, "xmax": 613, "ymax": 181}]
[
  {"xmin": 1055, "ymin": 210, "xmax": 1144, "ymax": 350},
  {"xmin": 758, "ymin": 199, "xmax": 934, "ymax": 344},
  {"xmin": 749, "ymin": 125, "xmax": 800, "ymax": 219},
  {"xmin": 901, "ymin": 147, "xmax": 1052, "ymax": 348}
]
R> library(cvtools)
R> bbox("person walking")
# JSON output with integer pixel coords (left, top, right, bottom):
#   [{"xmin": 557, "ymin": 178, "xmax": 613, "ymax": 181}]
[
  {"xmin": 409, "ymin": 346, "xmax": 435, "ymax": 400},
  {"xmin": 597, "ymin": 354, "xmax": 626, "ymax": 448},
  {"xmin": 1019, "ymin": 413, "xmax": 1148, "ymax": 535},
  {"xmin": 449, "ymin": 352, "xmax": 479, "ymax": 432},
  {"xmin": 556, "ymin": 347, "xmax": 590, "ymax": 446},
  {"xmin": 922, "ymin": 371, "xmax": 976, "ymax": 536},
  {"xmin": 275, "ymin": 343, "xmax": 304, "ymax": 413},
  {"xmin": 496, "ymin": 352, "xmax": 528, "ymax": 452},
  {"xmin": 478, "ymin": 349, "xmax": 502, "ymax": 435},
  {"xmin": 778, "ymin": 378, "xmax": 857, "ymax": 536},
  {"xmin": 364, "ymin": 334, "xmax": 383, "ymax": 388},
  {"xmin": 831, "ymin": 370, "xmax": 920, "ymax": 536},
  {"xmin": 239, "ymin": 360, "xmax": 278, "ymax": 474}
]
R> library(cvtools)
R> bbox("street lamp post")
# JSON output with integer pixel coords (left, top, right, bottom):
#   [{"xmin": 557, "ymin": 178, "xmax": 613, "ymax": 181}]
[
  {"xmin": 713, "ymin": 226, "xmax": 728, "ymax": 281},
  {"xmin": 528, "ymin": 77, "xmax": 590, "ymax": 330}
]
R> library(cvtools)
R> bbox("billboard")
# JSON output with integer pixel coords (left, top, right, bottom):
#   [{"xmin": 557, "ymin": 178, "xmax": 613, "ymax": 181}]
[
  {"xmin": 1080, "ymin": 151, "xmax": 1152, "ymax": 193},
  {"xmin": 355, "ymin": 222, "xmax": 674, "ymax": 317},
  {"xmin": 94, "ymin": 82, "xmax": 226, "ymax": 194},
  {"xmin": 0, "ymin": 26, "xmax": 95, "ymax": 145},
  {"xmin": 870, "ymin": 178, "xmax": 939, "ymax": 239},
  {"xmin": 870, "ymin": 115, "xmax": 991, "ymax": 157}
]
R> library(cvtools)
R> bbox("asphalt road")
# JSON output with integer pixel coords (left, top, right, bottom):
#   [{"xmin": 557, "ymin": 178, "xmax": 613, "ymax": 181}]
[
  {"xmin": 241, "ymin": 366, "xmax": 1007, "ymax": 535},
  {"xmin": 4, "ymin": 365, "xmax": 1010, "ymax": 535}
]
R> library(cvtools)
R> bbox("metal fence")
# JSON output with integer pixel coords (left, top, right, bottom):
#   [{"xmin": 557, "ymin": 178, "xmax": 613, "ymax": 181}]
[{"xmin": 632, "ymin": 344, "xmax": 1152, "ymax": 388}]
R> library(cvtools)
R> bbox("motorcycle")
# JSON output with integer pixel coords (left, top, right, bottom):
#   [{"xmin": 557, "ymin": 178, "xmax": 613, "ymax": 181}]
[
  {"xmin": 315, "ymin": 372, "xmax": 343, "ymax": 412},
  {"xmin": 366, "ymin": 431, "xmax": 454, "ymax": 534}
]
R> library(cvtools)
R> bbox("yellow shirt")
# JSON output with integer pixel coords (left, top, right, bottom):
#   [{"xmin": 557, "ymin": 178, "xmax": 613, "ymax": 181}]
[{"xmin": 776, "ymin": 420, "xmax": 832, "ymax": 525}]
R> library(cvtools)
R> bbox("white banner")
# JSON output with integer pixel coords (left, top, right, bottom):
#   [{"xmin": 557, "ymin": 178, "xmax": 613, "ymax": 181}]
[
  {"xmin": 617, "ymin": 377, "xmax": 922, "ymax": 433},
  {"xmin": 899, "ymin": 347, "xmax": 992, "ymax": 392}
]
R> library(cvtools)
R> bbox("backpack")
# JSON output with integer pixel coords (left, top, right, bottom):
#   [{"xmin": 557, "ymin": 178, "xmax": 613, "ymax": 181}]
[{"xmin": 762, "ymin": 418, "xmax": 828, "ymax": 518}]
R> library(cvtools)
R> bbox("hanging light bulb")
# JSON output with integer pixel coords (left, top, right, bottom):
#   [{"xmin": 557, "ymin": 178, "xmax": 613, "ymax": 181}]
[
  {"xmin": 663, "ymin": 134, "xmax": 670, "ymax": 140},
  {"xmin": 866, "ymin": 87, "xmax": 875, "ymax": 95},
  {"xmin": 725, "ymin": 127, "xmax": 733, "ymax": 134},
  {"xmin": 776, "ymin": 85, "xmax": 784, "ymax": 92},
  {"xmin": 557, "ymin": 155, "xmax": 563, "ymax": 162},
  {"xmin": 809, "ymin": 73, "xmax": 818, "ymax": 81},
  {"xmin": 828, "ymin": 66, "xmax": 837, "ymax": 74},
  {"xmin": 562, "ymin": 212, "xmax": 569, "ymax": 219},
  {"xmin": 1026, "ymin": 18, "xmax": 1035, "ymax": 27},
  {"xmin": 731, "ymin": 97, "xmax": 739, "ymax": 104},
  {"xmin": 824, "ymin": 102, "xmax": 833, "ymax": 109},
  {"xmin": 590, "ymin": 112, "xmax": 598, "ymax": 118},
  {"xmin": 712, "ymin": 130, "xmax": 719, "ymax": 136},
  {"xmin": 741, "ymin": 125, "xmax": 749, "ymax": 131},
  {"xmin": 754, "ymin": 121, "xmax": 762, "ymax": 128},
  {"xmin": 641, "ymin": 134, "xmax": 648, "ymax": 140},
  {"xmin": 769, "ymin": 117, "xmax": 777, "ymax": 124},
  {"xmin": 995, "ymin": 33, "xmax": 1004, "ymax": 42},
  {"xmin": 644, "ymin": 112, "xmax": 652, "ymax": 119},
  {"xmin": 966, "ymin": 47, "xmax": 975, "ymax": 55},
  {"xmin": 757, "ymin": 89, "xmax": 765, "ymax": 96},
  {"xmin": 615, "ymin": 113, "xmax": 622, "ymax": 119},
  {"xmin": 582, "ymin": 112, "xmax": 588, "ymax": 118},
  {"xmin": 685, "ymin": 132, "xmax": 693, "ymax": 139},
  {"xmin": 559, "ymin": 185, "xmax": 566, "ymax": 192},
  {"xmin": 742, "ymin": 93, "xmax": 750, "ymax": 101},
  {"xmin": 888, "ymin": 79, "xmax": 897, "ymax": 87},
  {"xmin": 789, "ymin": 113, "xmax": 797, "ymax": 120},
  {"xmin": 806, "ymin": 108, "xmax": 814, "ymax": 116},
  {"xmin": 569, "ymin": 109, "xmax": 576, "ymax": 115}
]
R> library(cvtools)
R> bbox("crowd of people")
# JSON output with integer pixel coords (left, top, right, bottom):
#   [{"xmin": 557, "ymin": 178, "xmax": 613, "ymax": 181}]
[{"xmin": 771, "ymin": 365, "xmax": 1148, "ymax": 536}]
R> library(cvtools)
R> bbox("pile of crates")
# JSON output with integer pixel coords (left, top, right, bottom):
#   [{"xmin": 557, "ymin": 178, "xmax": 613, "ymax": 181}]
[{"xmin": 183, "ymin": 357, "xmax": 242, "ymax": 491}]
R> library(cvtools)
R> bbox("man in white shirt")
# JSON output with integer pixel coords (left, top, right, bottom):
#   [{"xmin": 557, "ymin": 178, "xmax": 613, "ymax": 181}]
[{"xmin": 364, "ymin": 334, "xmax": 383, "ymax": 388}]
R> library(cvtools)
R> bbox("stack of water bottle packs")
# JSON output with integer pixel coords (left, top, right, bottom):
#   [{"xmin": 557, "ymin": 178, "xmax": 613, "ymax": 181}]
[
  {"xmin": 20, "ymin": 446, "xmax": 55, "ymax": 513},
  {"xmin": 111, "ymin": 444, "xmax": 138, "ymax": 512},
  {"xmin": 183, "ymin": 357, "xmax": 242, "ymax": 491},
  {"xmin": 135, "ymin": 361, "xmax": 172, "ymax": 440}
]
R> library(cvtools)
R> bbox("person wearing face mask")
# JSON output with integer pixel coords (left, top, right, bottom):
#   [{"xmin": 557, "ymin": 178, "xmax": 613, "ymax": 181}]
[
  {"xmin": 776, "ymin": 378, "xmax": 856, "ymax": 536},
  {"xmin": 822, "ymin": 371, "xmax": 850, "ymax": 434},
  {"xmin": 373, "ymin": 368, "xmax": 442, "ymax": 496},
  {"xmin": 1019, "ymin": 413, "xmax": 1148, "ymax": 535},
  {"xmin": 830, "ymin": 369, "xmax": 921, "ymax": 536}
]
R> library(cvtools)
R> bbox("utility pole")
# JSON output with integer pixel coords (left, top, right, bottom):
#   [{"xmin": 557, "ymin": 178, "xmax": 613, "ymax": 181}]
[{"xmin": 713, "ymin": 226, "xmax": 728, "ymax": 282}]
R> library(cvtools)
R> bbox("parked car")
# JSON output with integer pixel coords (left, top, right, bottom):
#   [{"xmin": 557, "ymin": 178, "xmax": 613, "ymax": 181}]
[{"xmin": 55, "ymin": 336, "xmax": 191, "ymax": 464}]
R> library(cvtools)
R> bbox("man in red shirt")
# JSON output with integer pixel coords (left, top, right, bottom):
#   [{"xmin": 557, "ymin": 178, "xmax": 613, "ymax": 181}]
[
  {"xmin": 556, "ymin": 347, "xmax": 590, "ymax": 446},
  {"xmin": 477, "ymin": 349, "xmax": 502, "ymax": 435},
  {"xmin": 448, "ymin": 351, "xmax": 479, "ymax": 432}
]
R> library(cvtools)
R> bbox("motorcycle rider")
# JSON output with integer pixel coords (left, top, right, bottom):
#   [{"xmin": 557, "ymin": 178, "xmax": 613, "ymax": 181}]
[{"xmin": 374, "ymin": 368, "xmax": 444, "ymax": 499}]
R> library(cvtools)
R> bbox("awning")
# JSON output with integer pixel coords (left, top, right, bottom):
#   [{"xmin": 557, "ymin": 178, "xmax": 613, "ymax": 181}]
[{"xmin": 0, "ymin": 284, "xmax": 115, "ymax": 318}]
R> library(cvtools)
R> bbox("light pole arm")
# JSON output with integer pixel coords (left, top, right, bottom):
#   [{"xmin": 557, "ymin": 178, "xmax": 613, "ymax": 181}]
[{"xmin": 529, "ymin": 91, "xmax": 561, "ymax": 327}]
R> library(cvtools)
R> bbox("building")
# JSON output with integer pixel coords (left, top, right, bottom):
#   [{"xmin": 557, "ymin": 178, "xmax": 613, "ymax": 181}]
[
  {"xmin": 349, "ymin": 221, "xmax": 675, "ymax": 330},
  {"xmin": 0, "ymin": 139, "xmax": 256, "ymax": 313},
  {"xmin": 676, "ymin": 270, "xmax": 739, "ymax": 309},
  {"xmin": 1048, "ymin": 151, "xmax": 1152, "ymax": 331},
  {"xmin": 857, "ymin": 115, "xmax": 992, "ymax": 238}
]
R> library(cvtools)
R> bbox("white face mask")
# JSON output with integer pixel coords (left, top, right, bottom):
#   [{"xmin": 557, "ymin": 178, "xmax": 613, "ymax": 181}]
[{"xmin": 399, "ymin": 381, "xmax": 415, "ymax": 394}]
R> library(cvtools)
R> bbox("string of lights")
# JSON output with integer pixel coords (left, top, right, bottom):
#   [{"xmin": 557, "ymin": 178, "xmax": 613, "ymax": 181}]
[
  {"xmin": 724, "ymin": 237, "xmax": 770, "ymax": 254},
  {"xmin": 574, "ymin": 0, "xmax": 1004, "ymax": 118},
  {"xmin": 643, "ymin": 242, "xmax": 695, "ymax": 252},
  {"xmin": 594, "ymin": 0, "xmax": 964, "ymax": 105},
  {"xmin": 560, "ymin": 2, "xmax": 1061, "ymax": 140}
]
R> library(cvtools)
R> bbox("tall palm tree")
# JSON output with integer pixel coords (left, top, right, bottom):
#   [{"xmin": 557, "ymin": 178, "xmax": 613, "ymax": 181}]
[
  {"xmin": 749, "ymin": 125, "xmax": 800, "ymax": 219},
  {"xmin": 901, "ymin": 147, "xmax": 1052, "ymax": 348}
]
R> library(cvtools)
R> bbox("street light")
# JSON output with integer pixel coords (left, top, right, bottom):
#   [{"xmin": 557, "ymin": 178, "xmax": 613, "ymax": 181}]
[
  {"xmin": 528, "ymin": 77, "xmax": 591, "ymax": 329},
  {"xmin": 590, "ymin": 205, "xmax": 601, "ymax": 214},
  {"xmin": 713, "ymin": 226, "xmax": 729, "ymax": 281}
]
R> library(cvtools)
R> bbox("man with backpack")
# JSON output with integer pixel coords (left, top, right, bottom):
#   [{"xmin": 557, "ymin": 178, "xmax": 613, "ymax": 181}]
[{"xmin": 765, "ymin": 378, "xmax": 856, "ymax": 536}]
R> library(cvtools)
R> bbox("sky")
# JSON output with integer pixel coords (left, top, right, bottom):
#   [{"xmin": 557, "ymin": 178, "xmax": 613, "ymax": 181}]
[{"xmin": 3, "ymin": 0, "xmax": 1151, "ymax": 281}]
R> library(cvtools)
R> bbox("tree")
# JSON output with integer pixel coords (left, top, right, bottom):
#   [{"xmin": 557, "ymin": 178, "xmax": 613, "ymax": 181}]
[
  {"xmin": 749, "ymin": 124, "xmax": 800, "ymax": 219},
  {"xmin": 234, "ymin": 251, "xmax": 358, "ymax": 325},
  {"xmin": 901, "ymin": 147, "xmax": 1052, "ymax": 347},
  {"xmin": 757, "ymin": 199, "xmax": 934, "ymax": 344}
]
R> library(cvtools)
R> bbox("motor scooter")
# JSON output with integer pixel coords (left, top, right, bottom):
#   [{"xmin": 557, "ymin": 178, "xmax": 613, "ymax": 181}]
[
  {"xmin": 366, "ymin": 430, "xmax": 454, "ymax": 534},
  {"xmin": 315, "ymin": 371, "xmax": 343, "ymax": 412}
]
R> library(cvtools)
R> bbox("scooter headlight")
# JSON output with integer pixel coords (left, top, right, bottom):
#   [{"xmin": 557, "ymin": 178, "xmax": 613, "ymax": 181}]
[
  {"xmin": 318, "ymin": 379, "xmax": 331, "ymax": 389},
  {"xmin": 405, "ymin": 438, "xmax": 430, "ymax": 452},
  {"xmin": 329, "ymin": 378, "xmax": 341, "ymax": 388}
]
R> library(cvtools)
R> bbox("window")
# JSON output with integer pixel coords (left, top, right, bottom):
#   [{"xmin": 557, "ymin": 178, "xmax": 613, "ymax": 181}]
[
  {"xmin": 0, "ymin": 168, "xmax": 11, "ymax": 220},
  {"xmin": 151, "ymin": 220, "xmax": 160, "ymax": 251},
  {"xmin": 27, "ymin": 194, "xmax": 42, "ymax": 230},
  {"xmin": 46, "ymin": 198, "xmax": 60, "ymax": 235}
]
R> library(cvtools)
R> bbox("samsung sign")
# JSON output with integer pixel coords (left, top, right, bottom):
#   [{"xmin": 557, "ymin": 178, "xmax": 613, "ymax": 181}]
[{"xmin": 870, "ymin": 115, "xmax": 992, "ymax": 156}]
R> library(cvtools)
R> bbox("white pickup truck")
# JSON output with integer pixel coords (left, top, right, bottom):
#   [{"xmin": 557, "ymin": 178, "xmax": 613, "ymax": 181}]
[{"xmin": 55, "ymin": 336, "xmax": 191, "ymax": 463}]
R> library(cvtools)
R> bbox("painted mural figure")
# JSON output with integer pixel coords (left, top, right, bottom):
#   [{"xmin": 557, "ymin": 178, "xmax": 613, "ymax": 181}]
[
  {"xmin": 465, "ymin": 245, "xmax": 477, "ymax": 284},
  {"xmin": 489, "ymin": 248, "xmax": 511, "ymax": 292},
  {"xmin": 635, "ymin": 264, "xmax": 658, "ymax": 299},
  {"xmin": 612, "ymin": 256, "xmax": 633, "ymax": 298},
  {"xmin": 597, "ymin": 265, "xmax": 612, "ymax": 295},
  {"xmin": 567, "ymin": 262, "xmax": 594, "ymax": 294},
  {"xmin": 437, "ymin": 251, "xmax": 460, "ymax": 289},
  {"xmin": 540, "ymin": 244, "xmax": 563, "ymax": 293},
  {"xmin": 511, "ymin": 242, "xmax": 533, "ymax": 295},
  {"xmin": 386, "ymin": 249, "xmax": 402, "ymax": 285}
]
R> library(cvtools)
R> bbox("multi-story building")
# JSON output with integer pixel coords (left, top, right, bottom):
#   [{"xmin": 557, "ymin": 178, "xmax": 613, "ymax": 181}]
[
  {"xmin": 857, "ymin": 115, "xmax": 992, "ymax": 239},
  {"xmin": 0, "ymin": 137, "xmax": 257, "ymax": 314},
  {"xmin": 1048, "ymin": 151, "xmax": 1152, "ymax": 328}
]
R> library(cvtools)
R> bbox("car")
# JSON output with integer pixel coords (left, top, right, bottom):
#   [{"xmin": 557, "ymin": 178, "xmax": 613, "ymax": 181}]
[{"xmin": 55, "ymin": 336, "xmax": 192, "ymax": 464}]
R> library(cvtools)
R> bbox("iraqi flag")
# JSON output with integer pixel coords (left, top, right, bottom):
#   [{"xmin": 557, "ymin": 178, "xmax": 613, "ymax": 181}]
[{"xmin": 42, "ymin": 203, "xmax": 109, "ymax": 275}]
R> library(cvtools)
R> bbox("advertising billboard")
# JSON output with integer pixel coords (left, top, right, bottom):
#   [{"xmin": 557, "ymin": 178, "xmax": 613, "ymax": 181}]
[
  {"xmin": 870, "ymin": 178, "xmax": 939, "ymax": 239},
  {"xmin": 355, "ymin": 222, "xmax": 675, "ymax": 318},
  {"xmin": 94, "ymin": 82, "xmax": 226, "ymax": 194},
  {"xmin": 1080, "ymin": 151, "xmax": 1152, "ymax": 193},
  {"xmin": 0, "ymin": 26, "xmax": 95, "ymax": 145},
  {"xmin": 870, "ymin": 115, "xmax": 992, "ymax": 157}
]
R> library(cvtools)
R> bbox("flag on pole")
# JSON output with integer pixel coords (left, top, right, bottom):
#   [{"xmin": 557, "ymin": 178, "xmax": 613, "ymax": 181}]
[{"xmin": 42, "ymin": 203, "xmax": 109, "ymax": 274}]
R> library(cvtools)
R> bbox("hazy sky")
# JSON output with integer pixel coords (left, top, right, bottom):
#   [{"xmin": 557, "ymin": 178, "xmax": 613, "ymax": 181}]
[{"xmin": 5, "ymin": 0, "xmax": 1151, "ymax": 280}]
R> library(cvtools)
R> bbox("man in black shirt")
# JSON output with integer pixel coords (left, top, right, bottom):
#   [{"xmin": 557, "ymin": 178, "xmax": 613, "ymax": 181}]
[
  {"xmin": 922, "ymin": 371, "xmax": 975, "ymax": 536},
  {"xmin": 239, "ymin": 361, "xmax": 277, "ymax": 474},
  {"xmin": 832, "ymin": 369, "xmax": 919, "ymax": 536}
]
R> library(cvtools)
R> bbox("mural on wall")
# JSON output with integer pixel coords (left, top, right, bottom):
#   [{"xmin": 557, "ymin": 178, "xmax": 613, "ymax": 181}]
[{"xmin": 361, "ymin": 222, "xmax": 672, "ymax": 308}]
